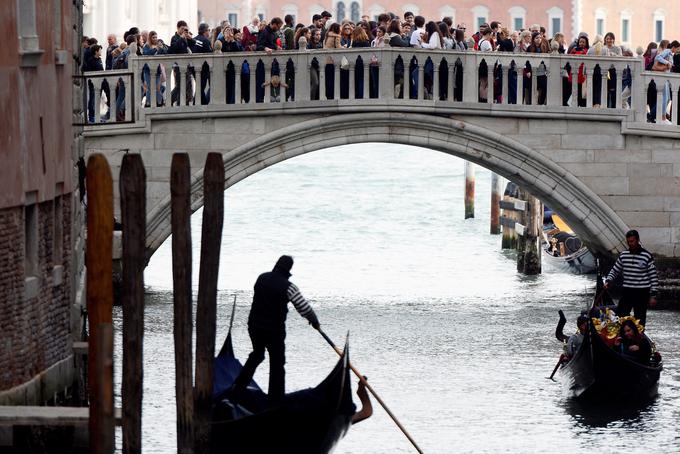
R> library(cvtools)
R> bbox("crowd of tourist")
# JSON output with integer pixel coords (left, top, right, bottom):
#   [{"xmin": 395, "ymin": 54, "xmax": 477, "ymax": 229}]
[{"xmin": 81, "ymin": 10, "xmax": 680, "ymax": 124}]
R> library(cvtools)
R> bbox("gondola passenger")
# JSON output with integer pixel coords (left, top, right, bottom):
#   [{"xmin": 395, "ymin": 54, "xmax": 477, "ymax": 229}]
[
  {"xmin": 566, "ymin": 315, "xmax": 589, "ymax": 357},
  {"xmin": 614, "ymin": 320, "xmax": 652, "ymax": 365}
]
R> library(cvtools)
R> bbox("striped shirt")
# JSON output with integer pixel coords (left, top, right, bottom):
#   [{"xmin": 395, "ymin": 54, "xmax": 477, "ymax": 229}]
[
  {"xmin": 287, "ymin": 283, "xmax": 318, "ymax": 324},
  {"xmin": 606, "ymin": 247, "xmax": 658, "ymax": 295}
]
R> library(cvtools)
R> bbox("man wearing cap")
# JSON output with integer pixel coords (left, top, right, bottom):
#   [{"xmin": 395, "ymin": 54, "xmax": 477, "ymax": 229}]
[{"xmin": 232, "ymin": 255, "xmax": 321, "ymax": 403}]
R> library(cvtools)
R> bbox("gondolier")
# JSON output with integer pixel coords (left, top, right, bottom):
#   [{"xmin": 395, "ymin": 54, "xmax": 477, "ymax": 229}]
[
  {"xmin": 604, "ymin": 230, "xmax": 658, "ymax": 327},
  {"xmin": 232, "ymin": 255, "xmax": 320, "ymax": 403}
]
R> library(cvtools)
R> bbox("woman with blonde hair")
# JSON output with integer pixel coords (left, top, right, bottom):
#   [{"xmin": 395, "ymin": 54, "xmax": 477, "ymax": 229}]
[{"xmin": 514, "ymin": 30, "xmax": 532, "ymax": 52}]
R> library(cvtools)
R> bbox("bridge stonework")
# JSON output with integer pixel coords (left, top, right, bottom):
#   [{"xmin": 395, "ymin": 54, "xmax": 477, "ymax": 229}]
[{"xmin": 83, "ymin": 49, "xmax": 680, "ymax": 260}]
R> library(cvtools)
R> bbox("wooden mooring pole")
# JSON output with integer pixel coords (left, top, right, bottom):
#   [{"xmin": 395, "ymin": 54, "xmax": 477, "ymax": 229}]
[
  {"xmin": 120, "ymin": 154, "xmax": 146, "ymax": 454},
  {"xmin": 194, "ymin": 153, "xmax": 225, "ymax": 453},
  {"xmin": 490, "ymin": 173, "xmax": 501, "ymax": 234},
  {"xmin": 171, "ymin": 154, "xmax": 194, "ymax": 453},
  {"xmin": 464, "ymin": 161, "xmax": 475, "ymax": 219},
  {"xmin": 86, "ymin": 154, "xmax": 114, "ymax": 454},
  {"xmin": 521, "ymin": 195, "xmax": 543, "ymax": 275}
]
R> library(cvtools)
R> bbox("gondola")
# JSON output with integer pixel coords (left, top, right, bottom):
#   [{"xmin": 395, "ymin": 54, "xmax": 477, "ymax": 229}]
[
  {"xmin": 210, "ymin": 331, "xmax": 356, "ymax": 453},
  {"xmin": 557, "ymin": 319, "xmax": 662, "ymax": 400},
  {"xmin": 542, "ymin": 213, "xmax": 596, "ymax": 275}
]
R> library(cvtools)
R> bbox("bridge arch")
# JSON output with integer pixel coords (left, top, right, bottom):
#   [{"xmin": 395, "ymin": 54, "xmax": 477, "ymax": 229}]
[{"xmin": 145, "ymin": 112, "xmax": 628, "ymax": 259}]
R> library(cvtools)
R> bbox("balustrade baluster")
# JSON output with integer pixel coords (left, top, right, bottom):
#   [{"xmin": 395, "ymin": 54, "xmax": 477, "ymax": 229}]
[
  {"xmin": 417, "ymin": 64, "xmax": 425, "ymax": 100},
  {"xmin": 531, "ymin": 65, "xmax": 538, "ymax": 106},
  {"xmin": 570, "ymin": 64, "xmax": 579, "ymax": 109},
  {"xmin": 348, "ymin": 62, "xmax": 356, "ymax": 100},
  {"xmin": 546, "ymin": 60, "xmax": 561, "ymax": 107},
  {"xmin": 462, "ymin": 57, "xmax": 477, "ymax": 102},
  {"xmin": 447, "ymin": 63, "xmax": 455, "ymax": 102},
  {"xmin": 234, "ymin": 66, "xmax": 242, "ymax": 104},
  {"xmin": 334, "ymin": 63, "xmax": 341, "ymax": 100},
  {"xmin": 124, "ymin": 75, "xmax": 132, "ymax": 121},
  {"xmin": 487, "ymin": 63, "xmax": 494, "ymax": 105},
  {"xmin": 249, "ymin": 63, "xmax": 257, "ymax": 104},
  {"xmin": 149, "ymin": 65, "xmax": 157, "ymax": 108},
  {"xmin": 656, "ymin": 85, "xmax": 665, "ymax": 122},
  {"xmin": 433, "ymin": 66, "xmax": 440, "ymax": 102},
  {"xmin": 363, "ymin": 59, "xmax": 370, "ymax": 99},
  {"xmin": 378, "ymin": 53, "xmax": 392, "ymax": 100},
  {"xmin": 585, "ymin": 66, "xmax": 594, "ymax": 108},
  {"xmin": 211, "ymin": 60, "xmax": 225, "ymax": 106},
  {"xmin": 179, "ymin": 65, "xmax": 187, "ymax": 106},
  {"xmin": 93, "ymin": 81, "xmax": 101, "ymax": 123},
  {"xmin": 601, "ymin": 66, "xmax": 609, "ymax": 109},
  {"xmin": 319, "ymin": 62, "xmax": 327, "ymax": 101},
  {"xmin": 672, "ymin": 84, "xmax": 679, "ymax": 125},
  {"xmin": 500, "ymin": 63, "xmax": 509, "ymax": 106},
  {"xmin": 281, "ymin": 67, "xmax": 287, "ymax": 103},
  {"xmin": 263, "ymin": 62, "xmax": 271, "ymax": 104}
]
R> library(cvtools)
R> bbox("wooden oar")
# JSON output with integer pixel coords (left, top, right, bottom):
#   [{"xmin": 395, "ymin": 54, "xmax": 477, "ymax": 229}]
[
  {"xmin": 548, "ymin": 357, "xmax": 563, "ymax": 380},
  {"xmin": 317, "ymin": 329, "xmax": 424, "ymax": 454}
]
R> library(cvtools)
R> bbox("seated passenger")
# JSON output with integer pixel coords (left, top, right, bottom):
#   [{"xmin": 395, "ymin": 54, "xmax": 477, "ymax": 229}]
[
  {"xmin": 614, "ymin": 319, "xmax": 651, "ymax": 364},
  {"xmin": 566, "ymin": 315, "xmax": 589, "ymax": 357}
]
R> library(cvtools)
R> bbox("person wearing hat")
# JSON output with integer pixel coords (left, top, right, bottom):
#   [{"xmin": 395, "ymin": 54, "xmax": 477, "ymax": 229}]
[{"xmin": 231, "ymin": 255, "xmax": 321, "ymax": 403}]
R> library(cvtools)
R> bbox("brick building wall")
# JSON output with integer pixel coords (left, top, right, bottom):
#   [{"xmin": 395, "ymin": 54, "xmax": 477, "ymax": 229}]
[{"xmin": 0, "ymin": 200, "xmax": 72, "ymax": 391}]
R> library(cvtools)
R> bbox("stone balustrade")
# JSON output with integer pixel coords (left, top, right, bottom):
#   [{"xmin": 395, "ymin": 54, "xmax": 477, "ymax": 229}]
[{"xmin": 81, "ymin": 49, "xmax": 680, "ymax": 135}]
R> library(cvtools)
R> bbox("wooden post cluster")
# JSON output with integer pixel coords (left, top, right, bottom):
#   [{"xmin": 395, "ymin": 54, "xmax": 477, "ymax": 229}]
[
  {"xmin": 85, "ymin": 152, "xmax": 225, "ymax": 453},
  {"xmin": 498, "ymin": 185, "xmax": 542, "ymax": 275}
]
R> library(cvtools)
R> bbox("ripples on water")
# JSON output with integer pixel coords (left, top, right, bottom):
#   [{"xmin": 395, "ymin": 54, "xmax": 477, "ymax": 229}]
[{"xmin": 114, "ymin": 145, "xmax": 680, "ymax": 452}]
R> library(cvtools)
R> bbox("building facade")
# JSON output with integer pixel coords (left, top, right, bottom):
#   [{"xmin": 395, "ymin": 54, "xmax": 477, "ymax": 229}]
[
  {"xmin": 0, "ymin": 0, "xmax": 84, "ymax": 405},
  {"xmin": 83, "ymin": 0, "xmax": 198, "ymax": 44}
]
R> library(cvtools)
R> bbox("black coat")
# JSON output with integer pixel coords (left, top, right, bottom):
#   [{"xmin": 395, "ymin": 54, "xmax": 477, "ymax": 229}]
[
  {"xmin": 191, "ymin": 34, "xmax": 213, "ymax": 53},
  {"xmin": 169, "ymin": 33, "xmax": 195, "ymax": 54},
  {"xmin": 257, "ymin": 26, "xmax": 278, "ymax": 51}
]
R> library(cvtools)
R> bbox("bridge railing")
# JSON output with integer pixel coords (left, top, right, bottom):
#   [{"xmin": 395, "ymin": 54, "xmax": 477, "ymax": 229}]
[
  {"xmin": 82, "ymin": 49, "xmax": 680, "ymax": 131},
  {"xmin": 80, "ymin": 70, "xmax": 135, "ymax": 125}
]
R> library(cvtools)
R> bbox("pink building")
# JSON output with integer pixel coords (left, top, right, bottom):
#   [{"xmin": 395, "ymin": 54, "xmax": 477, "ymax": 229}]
[{"xmin": 199, "ymin": 1, "xmax": 574, "ymax": 38}]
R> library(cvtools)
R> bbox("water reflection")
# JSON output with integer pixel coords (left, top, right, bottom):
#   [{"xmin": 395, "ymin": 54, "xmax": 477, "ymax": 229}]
[{"xmin": 561, "ymin": 398, "xmax": 657, "ymax": 428}]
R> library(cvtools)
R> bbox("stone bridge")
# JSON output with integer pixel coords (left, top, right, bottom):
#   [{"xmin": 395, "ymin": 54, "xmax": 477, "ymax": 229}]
[{"xmin": 82, "ymin": 48, "xmax": 680, "ymax": 260}]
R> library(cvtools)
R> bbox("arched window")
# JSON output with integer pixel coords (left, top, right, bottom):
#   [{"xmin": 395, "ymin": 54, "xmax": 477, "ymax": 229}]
[
  {"xmin": 337, "ymin": 1, "xmax": 346, "ymax": 22},
  {"xmin": 351, "ymin": 2, "xmax": 360, "ymax": 23}
]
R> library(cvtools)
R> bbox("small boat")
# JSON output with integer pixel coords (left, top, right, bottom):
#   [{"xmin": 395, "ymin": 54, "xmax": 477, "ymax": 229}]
[
  {"xmin": 542, "ymin": 213, "xmax": 596, "ymax": 274},
  {"xmin": 210, "ymin": 332, "xmax": 355, "ymax": 453},
  {"xmin": 555, "ymin": 295, "xmax": 663, "ymax": 401}
]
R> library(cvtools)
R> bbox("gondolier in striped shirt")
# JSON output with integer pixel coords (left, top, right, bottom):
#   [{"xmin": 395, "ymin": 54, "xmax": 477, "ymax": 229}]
[
  {"xmin": 232, "ymin": 255, "xmax": 320, "ymax": 404},
  {"xmin": 604, "ymin": 230, "xmax": 658, "ymax": 327}
]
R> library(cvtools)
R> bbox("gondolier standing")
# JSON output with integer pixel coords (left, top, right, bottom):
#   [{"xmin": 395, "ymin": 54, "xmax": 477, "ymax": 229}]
[
  {"xmin": 232, "ymin": 255, "xmax": 320, "ymax": 403},
  {"xmin": 604, "ymin": 230, "xmax": 658, "ymax": 327}
]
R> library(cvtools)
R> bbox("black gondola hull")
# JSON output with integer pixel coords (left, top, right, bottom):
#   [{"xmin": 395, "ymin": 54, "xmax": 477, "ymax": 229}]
[
  {"xmin": 210, "ymin": 335, "xmax": 355, "ymax": 453},
  {"xmin": 559, "ymin": 323, "xmax": 662, "ymax": 401}
]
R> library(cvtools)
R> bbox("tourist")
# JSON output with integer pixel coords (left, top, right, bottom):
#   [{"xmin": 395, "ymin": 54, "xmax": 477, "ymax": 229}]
[
  {"xmin": 439, "ymin": 22, "xmax": 454, "ymax": 50},
  {"xmin": 168, "ymin": 20, "xmax": 194, "ymax": 54},
  {"xmin": 604, "ymin": 230, "xmax": 658, "ymax": 327},
  {"xmin": 515, "ymin": 30, "xmax": 532, "ymax": 52},
  {"xmin": 671, "ymin": 41, "xmax": 680, "ymax": 73},
  {"xmin": 308, "ymin": 28, "xmax": 323, "ymax": 49},
  {"xmin": 372, "ymin": 26, "xmax": 387, "ymax": 47},
  {"xmin": 614, "ymin": 320, "xmax": 652, "ymax": 364},
  {"xmin": 568, "ymin": 35, "xmax": 589, "ymax": 107},
  {"xmin": 477, "ymin": 27, "xmax": 493, "ymax": 52},
  {"xmin": 221, "ymin": 27, "xmax": 244, "ymax": 52},
  {"xmin": 603, "ymin": 32, "xmax": 622, "ymax": 56},
  {"xmin": 84, "ymin": 44, "xmax": 103, "ymax": 123},
  {"xmin": 191, "ymin": 23, "xmax": 213, "ymax": 53},
  {"xmin": 142, "ymin": 31, "xmax": 168, "ymax": 107},
  {"xmin": 527, "ymin": 31, "xmax": 549, "ymax": 53},
  {"xmin": 421, "ymin": 21, "xmax": 443, "ymax": 49},
  {"xmin": 323, "ymin": 22, "xmax": 342, "ymax": 48},
  {"xmin": 294, "ymin": 27, "xmax": 310, "ymax": 50},
  {"xmin": 402, "ymin": 22, "xmax": 412, "ymax": 40},
  {"xmin": 552, "ymin": 32, "xmax": 566, "ymax": 54},
  {"xmin": 350, "ymin": 26, "xmax": 370, "ymax": 47},
  {"xmin": 496, "ymin": 28, "xmax": 514, "ymax": 52},
  {"xmin": 340, "ymin": 22, "xmax": 352, "ymax": 47},
  {"xmin": 386, "ymin": 20, "xmax": 409, "ymax": 48},
  {"xmin": 257, "ymin": 17, "xmax": 283, "ymax": 53},
  {"xmin": 409, "ymin": 15, "xmax": 426, "ymax": 48},
  {"xmin": 210, "ymin": 26, "xmax": 222, "ymax": 49},
  {"xmin": 282, "ymin": 15, "xmax": 295, "ymax": 50},
  {"xmin": 453, "ymin": 28, "xmax": 467, "ymax": 51},
  {"xmin": 105, "ymin": 34, "xmax": 118, "ymax": 70},
  {"xmin": 403, "ymin": 11, "xmax": 415, "ymax": 27},
  {"xmin": 242, "ymin": 16, "xmax": 260, "ymax": 51},
  {"xmin": 262, "ymin": 75, "xmax": 288, "ymax": 102},
  {"xmin": 230, "ymin": 256, "xmax": 320, "ymax": 404},
  {"xmin": 311, "ymin": 14, "xmax": 324, "ymax": 31},
  {"xmin": 567, "ymin": 315, "xmax": 589, "ymax": 357}
]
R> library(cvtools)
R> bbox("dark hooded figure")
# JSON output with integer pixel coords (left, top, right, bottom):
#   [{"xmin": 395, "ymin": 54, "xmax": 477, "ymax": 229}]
[{"xmin": 232, "ymin": 255, "xmax": 320, "ymax": 403}]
